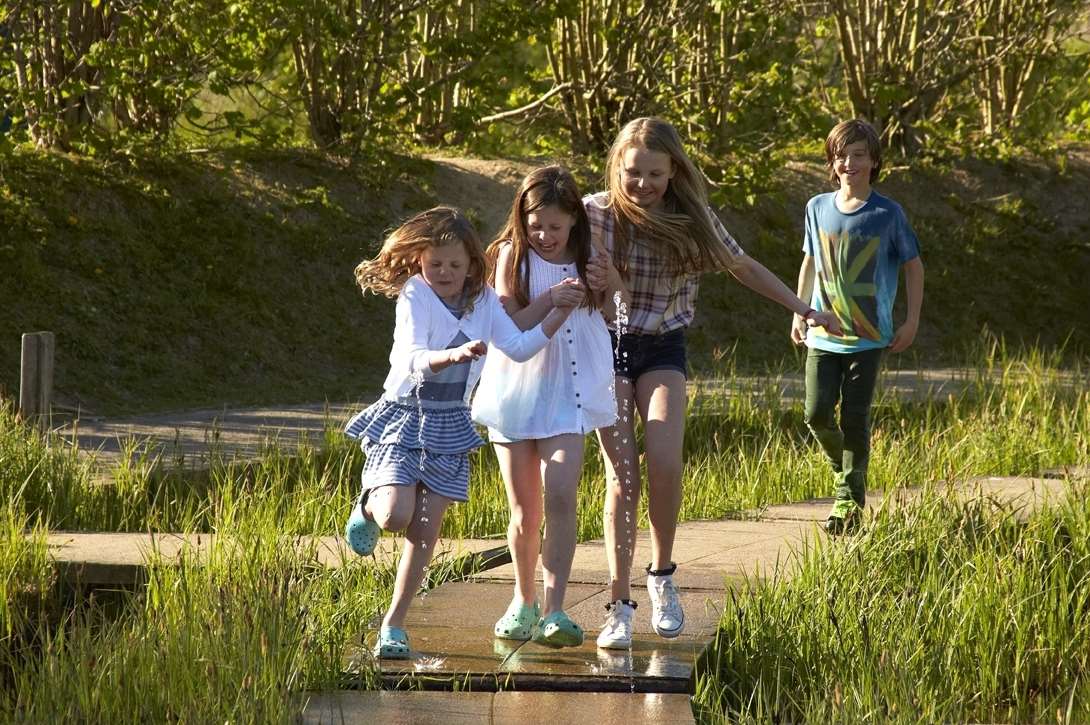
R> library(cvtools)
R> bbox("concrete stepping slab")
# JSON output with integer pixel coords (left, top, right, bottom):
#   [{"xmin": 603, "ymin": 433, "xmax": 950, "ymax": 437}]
[
  {"xmin": 492, "ymin": 692, "xmax": 694, "ymax": 724},
  {"xmin": 472, "ymin": 518, "xmax": 818, "ymax": 590},
  {"xmin": 345, "ymin": 581, "xmax": 534, "ymax": 680},
  {"xmin": 301, "ymin": 691, "xmax": 695, "ymax": 724},
  {"xmin": 302, "ymin": 691, "xmax": 493, "ymax": 725},
  {"xmin": 1043, "ymin": 464, "xmax": 1089, "ymax": 480},
  {"xmin": 45, "ymin": 531, "xmax": 504, "ymax": 587},
  {"xmin": 346, "ymin": 581, "xmax": 717, "ymax": 692}
]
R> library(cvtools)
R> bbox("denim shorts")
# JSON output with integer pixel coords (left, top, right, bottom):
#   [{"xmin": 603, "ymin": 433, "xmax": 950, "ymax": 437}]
[{"xmin": 609, "ymin": 328, "xmax": 688, "ymax": 381}]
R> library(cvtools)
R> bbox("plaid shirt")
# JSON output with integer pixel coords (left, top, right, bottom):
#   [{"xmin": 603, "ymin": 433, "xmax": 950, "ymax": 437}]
[{"xmin": 583, "ymin": 192, "xmax": 745, "ymax": 335}]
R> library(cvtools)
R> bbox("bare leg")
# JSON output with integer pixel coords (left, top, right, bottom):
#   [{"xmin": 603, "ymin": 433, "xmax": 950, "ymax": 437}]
[
  {"xmin": 381, "ymin": 484, "xmax": 452, "ymax": 629},
  {"xmin": 635, "ymin": 371, "xmax": 687, "ymax": 572},
  {"xmin": 364, "ymin": 483, "xmax": 416, "ymax": 532},
  {"xmin": 538, "ymin": 433, "xmax": 585, "ymax": 616},
  {"xmin": 495, "ymin": 440, "xmax": 543, "ymax": 606},
  {"xmin": 596, "ymin": 376, "xmax": 642, "ymax": 602}
]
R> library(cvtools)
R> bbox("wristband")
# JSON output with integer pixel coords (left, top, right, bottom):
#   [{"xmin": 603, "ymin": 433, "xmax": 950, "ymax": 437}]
[{"xmin": 802, "ymin": 308, "xmax": 816, "ymax": 321}]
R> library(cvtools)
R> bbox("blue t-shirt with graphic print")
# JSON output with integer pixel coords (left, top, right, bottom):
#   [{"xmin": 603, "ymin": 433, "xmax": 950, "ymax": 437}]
[{"xmin": 803, "ymin": 190, "xmax": 920, "ymax": 353}]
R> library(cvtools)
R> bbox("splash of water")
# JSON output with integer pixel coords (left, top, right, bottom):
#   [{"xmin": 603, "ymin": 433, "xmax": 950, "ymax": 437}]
[
  {"xmin": 414, "ymin": 655, "xmax": 446, "ymax": 671},
  {"xmin": 409, "ymin": 369, "xmax": 427, "ymax": 471},
  {"xmin": 612, "ymin": 290, "xmax": 639, "ymax": 565}
]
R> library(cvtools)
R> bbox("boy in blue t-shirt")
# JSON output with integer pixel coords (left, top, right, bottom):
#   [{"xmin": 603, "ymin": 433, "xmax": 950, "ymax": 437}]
[{"xmin": 792, "ymin": 119, "xmax": 925, "ymax": 534}]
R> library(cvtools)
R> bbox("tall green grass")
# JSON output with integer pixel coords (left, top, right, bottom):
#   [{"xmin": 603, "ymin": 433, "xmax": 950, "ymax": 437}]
[
  {"xmin": 2, "ymin": 342, "xmax": 1087, "ymax": 541},
  {"xmin": 0, "ymin": 512, "xmax": 392, "ymax": 721},
  {"xmin": 693, "ymin": 485, "xmax": 1090, "ymax": 723},
  {"xmin": 0, "ymin": 343, "xmax": 1086, "ymax": 719}
]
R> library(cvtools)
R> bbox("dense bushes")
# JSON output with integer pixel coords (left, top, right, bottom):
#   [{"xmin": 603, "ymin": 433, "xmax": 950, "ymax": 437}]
[{"xmin": 3, "ymin": 2, "xmax": 1088, "ymax": 201}]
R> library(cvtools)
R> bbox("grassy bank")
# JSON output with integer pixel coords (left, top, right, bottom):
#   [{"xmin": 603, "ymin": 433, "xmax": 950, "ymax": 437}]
[
  {"xmin": 693, "ymin": 486, "xmax": 1090, "ymax": 723},
  {"xmin": 2, "ymin": 147, "xmax": 1089, "ymax": 415}
]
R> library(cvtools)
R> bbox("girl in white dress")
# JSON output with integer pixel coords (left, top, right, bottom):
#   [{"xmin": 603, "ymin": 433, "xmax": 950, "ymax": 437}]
[
  {"xmin": 344, "ymin": 206, "xmax": 578, "ymax": 659},
  {"xmin": 473, "ymin": 166, "xmax": 628, "ymax": 648}
]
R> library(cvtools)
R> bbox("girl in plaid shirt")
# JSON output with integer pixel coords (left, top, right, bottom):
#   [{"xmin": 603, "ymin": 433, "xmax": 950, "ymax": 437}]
[{"xmin": 586, "ymin": 117, "xmax": 842, "ymax": 649}]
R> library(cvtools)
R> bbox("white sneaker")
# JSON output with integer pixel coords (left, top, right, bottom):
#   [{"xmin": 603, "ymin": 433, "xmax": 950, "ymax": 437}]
[
  {"xmin": 647, "ymin": 573, "xmax": 684, "ymax": 638},
  {"xmin": 596, "ymin": 599, "xmax": 636, "ymax": 649}
]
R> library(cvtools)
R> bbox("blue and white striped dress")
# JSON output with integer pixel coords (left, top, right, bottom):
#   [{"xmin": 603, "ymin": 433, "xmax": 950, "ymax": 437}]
[{"xmin": 345, "ymin": 301, "xmax": 482, "ymax": 502}]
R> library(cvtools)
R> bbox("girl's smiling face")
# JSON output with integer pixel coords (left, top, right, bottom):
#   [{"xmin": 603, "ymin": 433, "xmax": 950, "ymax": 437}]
[
  {"xmin": 420, "ymin": 242, "xmax": 470, "ymax": 303},
  {"xmin": 525, "ymin": 204, "xmax": 576, "ymax": 263},
  {"xmin": 620, "ymin": 145, "xmax": 674, "ymax": 211}
]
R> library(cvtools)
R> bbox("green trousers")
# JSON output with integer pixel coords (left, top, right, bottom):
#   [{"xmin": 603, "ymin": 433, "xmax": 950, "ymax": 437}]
[{"xmin": 804, "ymin": 346, "xmax": 885, "ymax": 508}]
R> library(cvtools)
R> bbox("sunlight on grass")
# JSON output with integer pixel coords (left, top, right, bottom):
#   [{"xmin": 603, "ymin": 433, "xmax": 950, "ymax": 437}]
[
  {"xmin": 692, "ymin": 484, "xmax": 1090, "ymax": 723},
  {"xmin": 0, "ymin": 342, "xmax": 1086, "ymax": 719}
]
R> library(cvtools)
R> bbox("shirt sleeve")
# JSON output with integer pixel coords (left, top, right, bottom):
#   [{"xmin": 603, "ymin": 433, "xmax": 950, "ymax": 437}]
[
  {"xmin": 802, "ymin": 199, "xmax": 816, "ymax": 256},
  {"xmin": 583, "ymin": 193, "xmax": 613, "ymax": 255},
  {"xmin": 391, "ymin": 282, "xmax": 440, "ymax": 377},
  {"xmin": 709, "ymin": 209, "xmax": 745, "ymax": 256},
  {"xmin": 892, "ymin": 205, "xmax": 921, "ymax": 263},
  {"xmin": 484, "ymin": 288, "xmax": 550, "ymax": 362}
]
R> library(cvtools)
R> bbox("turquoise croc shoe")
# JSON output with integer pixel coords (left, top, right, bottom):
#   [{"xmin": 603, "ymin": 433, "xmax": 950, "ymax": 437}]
[
  {"xmin": 345, "ymin": 502, "xmax": 381, "ymax": 556},
  {"xmin": 374, "ymin": 626, "xmax": 411, "ymax": 659},
  {"xmin": 494, "ymin": 600, "xmax": 540, "ymax": 641},
  {"xmin": 531, "ymin": 611, "xmax": 584, "ymax": 649}
]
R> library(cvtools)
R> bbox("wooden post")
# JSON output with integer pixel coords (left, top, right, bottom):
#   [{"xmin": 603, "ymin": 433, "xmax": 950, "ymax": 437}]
[{"xmin": 19, "ymin": 332, "xmax": 54, "ymax": 430}]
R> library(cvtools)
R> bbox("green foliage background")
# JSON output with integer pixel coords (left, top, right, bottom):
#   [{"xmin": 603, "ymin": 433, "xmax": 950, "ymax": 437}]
[{"xmin": 2, "ymin": 1, "xmax": 1089, "ymax": 413}]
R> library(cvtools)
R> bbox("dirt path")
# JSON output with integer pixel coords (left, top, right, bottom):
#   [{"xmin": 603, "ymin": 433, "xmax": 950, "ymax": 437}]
[{"xmin": 59, "ymin": 368, "xmax": 1010, "ymax": 472}]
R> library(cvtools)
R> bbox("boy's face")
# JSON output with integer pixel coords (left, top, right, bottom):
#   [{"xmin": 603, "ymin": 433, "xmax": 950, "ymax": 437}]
[{"xmin": 832, "ymin": 140, "xmax": 875, "ymax": 190}]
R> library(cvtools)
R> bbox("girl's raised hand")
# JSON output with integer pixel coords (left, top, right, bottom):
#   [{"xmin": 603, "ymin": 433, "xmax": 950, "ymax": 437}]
[
  {"xmin": 550, "ymin": 277, "xmax": 586, "ymax": 308},
  {"xmin": 449, "ymin": 339, "xmax": 487, "ymax": 364}
]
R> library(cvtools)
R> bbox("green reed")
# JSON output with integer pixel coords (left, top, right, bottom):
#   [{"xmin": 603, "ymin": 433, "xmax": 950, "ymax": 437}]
[
  {"xmin": 0, "ymin": 343, "xmax": 1086, "ymax": 720},
  {"xmin": 692, "ymin": 483, "xmax": 1090, "ymax": 723}
]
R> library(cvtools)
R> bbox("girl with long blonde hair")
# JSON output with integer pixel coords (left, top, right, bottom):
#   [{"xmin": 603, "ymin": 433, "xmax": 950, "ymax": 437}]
[{"xmin": 585, "ymin": 118, "xmax": 842, "ymax": 649}]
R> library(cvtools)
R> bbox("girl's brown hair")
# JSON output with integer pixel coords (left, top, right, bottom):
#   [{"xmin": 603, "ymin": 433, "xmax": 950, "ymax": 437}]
[
  {"xmin": 355, "ymin": 206, "xmax": 488, "ymax": 308},
  {"xmin": 604, "ymin": 117, "xmax": 740, "ymax": 277},
  {"xmin": 824, "ymin": 119, "xmax": 882, "ymax": 185},
  {"xmin": 488, "ymin": 165, "xmax": 596, "ymax": 309}
]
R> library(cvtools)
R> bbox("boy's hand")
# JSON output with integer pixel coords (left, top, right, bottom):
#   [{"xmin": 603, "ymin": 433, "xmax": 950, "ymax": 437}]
[
  {"xmin": 808, "ymin": 310, "xmax": 843, "ymax": 336},
  {"xmin": 449, "ymin": 339, "xmax": 487, "ymax": 364},
  {"xmin": 889, "ymin": 319, "xmax": 918, "ymax": 353},
  {"xmin": 550, "ymin": 277, "xmax": 585, "ymax": 308},
  {"xmin": 790, "ymin": 314, "xmax": 808, "ymax": 345}
]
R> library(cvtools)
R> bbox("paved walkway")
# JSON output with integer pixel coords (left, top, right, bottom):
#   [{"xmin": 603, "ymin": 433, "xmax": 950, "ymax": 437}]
[
  {"xmin": 48, "ymin": 532, "xmax": 506, "ymax": 587},
  {"xmin": 58, "ymin": 369, "xmax": 994, "ymax": 471}
]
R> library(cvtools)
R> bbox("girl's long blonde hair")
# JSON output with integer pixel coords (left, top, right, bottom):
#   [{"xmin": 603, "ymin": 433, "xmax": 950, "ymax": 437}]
[
  {"xmin": 355, "ymin": 206, "xmax": 488, "ymax": 308},
  {"xmin": 605, "ymin": 117, "xmax": 740, "ymax": 276},
  {"xmin": 488, "ymin": 165, "xmax": 596, "ymax": 310}
]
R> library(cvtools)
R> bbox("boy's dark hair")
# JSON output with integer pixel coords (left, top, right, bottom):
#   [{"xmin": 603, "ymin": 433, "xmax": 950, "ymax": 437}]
[{"xmin": 824, "ymin": 119, "xmax": 882, "ymax": 185}]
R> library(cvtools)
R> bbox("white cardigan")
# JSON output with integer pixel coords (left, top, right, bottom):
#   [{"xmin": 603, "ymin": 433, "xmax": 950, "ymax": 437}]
[{"xmin": 381, "ymin": 275, "xmax": 551, "ymax": 404}]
